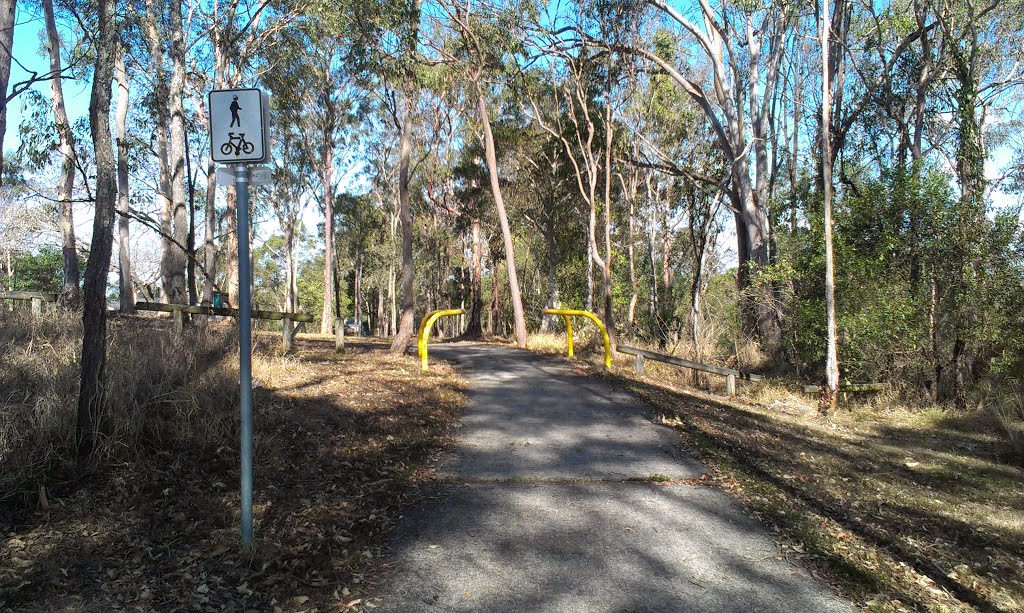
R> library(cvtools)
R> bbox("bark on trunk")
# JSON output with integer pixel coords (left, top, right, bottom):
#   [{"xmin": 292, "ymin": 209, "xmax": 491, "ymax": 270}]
[
  {"xmin": 541, "ymin": 225, "xmax": 559, "ymax": 332},
  {"xmin": 464, "ymin": 216, "xmax": 484, "ymax": 338},
  {"xmin": 821, "ymin": 0, "xmax": 840, "ymax": 414},
  {"xmin": 167, "ymin": 0, "xmax": 188, "ymax": 305},
  {"xmin": 77, "ymin": 0, "xmax": 116, "ymax": 458},
  {"xmin": 476, "ymin": 86, "xmax": 528, "ymax": 348},
  {"xmin": 389, "ymin": 0, "xmax": 421, "ymax": 354},
  {"xmin": 376, "ymin": 285, "xmax": 385, "ymax": 336},
  {"xmin": 189, "ymin": 89, "xmax": 218, "ymax": 305},
  {"xmin": 354, "ymin": 255, "xmax": 363, "ymax": 336},
  {"xmin": 44, "ymin": 0, "xmax": 80, "ymax": 308},
  {"xmin": 390, "ymin": 95, "xmax": 416, "ymax": 351},
  {"xmin": 627, "ymin": 186, "xmax": 638, "ymax": 343},
  {"xmin": 488, "ymin": 259, "xmax": 502, "ymax": 336},
  {"xmin": 145, "ymin": 0, "xmax": 174, "ymax": 303},
  {"xmin": 0, "ymin": 0, "xmax": 16, "ymax": 182},
  {"xmin": 320, "ymin": 162, "xmax": 336, "ymax": 334},
  {"xmin": 115, "ymin": 50, "xmax": 134, "ymax": 313}
]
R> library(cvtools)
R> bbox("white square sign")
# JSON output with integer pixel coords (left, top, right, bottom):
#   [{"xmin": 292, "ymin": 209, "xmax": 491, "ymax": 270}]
[{"xmin": 209, "ymin": 88, "xmax": 269, "ymax": 164}]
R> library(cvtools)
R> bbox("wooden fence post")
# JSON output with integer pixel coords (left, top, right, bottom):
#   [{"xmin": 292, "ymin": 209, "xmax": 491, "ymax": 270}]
[
  {"xmin": 726, "ymin": 374, "xmax": 736, "ymax": 397},
  {"xmin": 634, "ymin": 353, "xmax": 644, "ymax": 374},
  {"xmin": 173, "ymin": 310, "xmax": 184, "ymax": 335},
  {"xmin": 282, "ymin": 318, "xmax": 294, "ymax": 353},
  {"xmin": 335, "ymin": 317, "xmax": 345, "ymax": 353},
  {"xmin": 31, "ymin": 297, "xmax": 42, "ymax": 316}
]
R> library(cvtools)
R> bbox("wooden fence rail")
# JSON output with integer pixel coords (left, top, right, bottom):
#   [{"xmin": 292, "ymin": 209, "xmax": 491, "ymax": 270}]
[
  {"xmin": 1, "ymin": 290, "xmax": 58, "ymax": 315},
  {"xmin": 135, "ymin": 301, "xmax": 314, "ymax": 351},
  {"xmin": 617, "ymin": 344, "xmax": 762, "ymax": 397},
  {"xmin": 801, "ymin": 383, "xmax": 884, "ymax": 394}
]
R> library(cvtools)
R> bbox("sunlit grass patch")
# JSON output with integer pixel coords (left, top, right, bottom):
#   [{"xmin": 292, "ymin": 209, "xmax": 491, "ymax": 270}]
[{"xmin": 614, "ymin": 369, "xmax": 1024, "ymax": 612}]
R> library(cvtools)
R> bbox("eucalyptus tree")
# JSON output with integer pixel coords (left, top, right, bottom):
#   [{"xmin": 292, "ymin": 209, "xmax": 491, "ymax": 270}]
[
  {"xmin": 821, "ymin": 0, "xmax": 839, "ymax": 412},
  {"xmin": 115, "ymin": 46, "xmax": 134, "ymax": 312},
  {"xmin": 268, "ymin": 133, "xmax": 311, "ymax": 315},
  {"xmin": 41, "ymin": 0, "xmax": 81, "ymax": 307},
  {"xmin": 384, "ymin": 0, "xmax": 424, "ymax": 353},
  {"xmin": 626, "ymin": 0, "xmax": 791, "ymax": 353},
  {"xmin": 0, "ymin": 0, "xmax": 16, "ymax": 181},
  {"xmin": 76, "ymin": 0, "xmax": 117, "ymax": 458},
  {"xmin": 931, "ymin": 0, "xmax": 1023, "ymax": 407},
  {"xmin": 429, "ymin": 0, "xmax": 530, "ymax": 347},
  {"xmin": 185, "ymin": 0, "xmax": 304, "ymax": 305},
  {"xmin": 523, "ymin": 1, "xmax": 646, "ymax": 350}
]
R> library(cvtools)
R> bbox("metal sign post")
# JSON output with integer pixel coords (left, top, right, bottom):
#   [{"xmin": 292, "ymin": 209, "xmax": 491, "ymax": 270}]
[
  {"xmin": 209, "ymin": 87, "xmax": 272, "ymax": 546},
  {"xmin": 234, "ymin": 164, "xmax": 254, "ymax": 545}
]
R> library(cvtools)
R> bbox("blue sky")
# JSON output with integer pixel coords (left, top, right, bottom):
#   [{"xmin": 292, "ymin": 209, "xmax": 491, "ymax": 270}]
[{"xmin": 4, "ymin": 7, "xmax": 92, "ymax": 155}]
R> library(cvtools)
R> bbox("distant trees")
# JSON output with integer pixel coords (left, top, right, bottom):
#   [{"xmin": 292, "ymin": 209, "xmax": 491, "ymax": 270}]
[{"xmin": 0, "ymin": 0, "xmax": 1021, "ymax": 432}]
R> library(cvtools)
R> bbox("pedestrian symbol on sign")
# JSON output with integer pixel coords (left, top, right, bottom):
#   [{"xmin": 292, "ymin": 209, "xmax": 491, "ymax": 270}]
[{"xmin": 229, "ymin": 96, "xmax": 241, "ymax": 127}]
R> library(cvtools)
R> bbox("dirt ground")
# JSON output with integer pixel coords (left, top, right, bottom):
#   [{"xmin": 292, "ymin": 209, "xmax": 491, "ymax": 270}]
[
  {"xmin": 1, "ymin": 336, "xmax": 466, "ymax": 612},
  {"xmin": 616, "ymin": 363, "xmax": 1024, "ymax": 613}
]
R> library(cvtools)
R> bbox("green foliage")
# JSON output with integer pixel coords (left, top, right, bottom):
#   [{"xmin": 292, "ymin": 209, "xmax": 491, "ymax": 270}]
[{"xmin": 7, "ymin": 247, "xmax": 83, "ymax": 293}]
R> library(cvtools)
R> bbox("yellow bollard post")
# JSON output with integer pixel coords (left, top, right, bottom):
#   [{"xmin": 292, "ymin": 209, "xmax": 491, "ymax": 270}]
[
  {"xmin": 542, "ymin": 309, "xmax": 612, "ymax": 370},
  {"xmin": 561, "ymin": 314, "xmax": 574, "ymax": 358},
  {"xmin": 417, "ymin": 308, "xmax": 465, "ymax": 372}
]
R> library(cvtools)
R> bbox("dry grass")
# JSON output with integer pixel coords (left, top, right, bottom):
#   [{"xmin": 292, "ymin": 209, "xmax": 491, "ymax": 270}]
[
  {"xmin": 1, "ymin": 310, "xmax": 251, "ymax": 505},
  {"xmin": 0, "ymin": 313, "xmax": 466, "ymax": 611},
  {"xmin": 608, "ymin": 364, "xmax": 1024, "ymax": 612}
]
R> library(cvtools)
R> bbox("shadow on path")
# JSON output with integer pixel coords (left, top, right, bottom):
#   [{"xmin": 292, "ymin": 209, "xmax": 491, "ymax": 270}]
[{"xmin": 374, "ymin": 343, "xmax": 853, "ymax": 612}]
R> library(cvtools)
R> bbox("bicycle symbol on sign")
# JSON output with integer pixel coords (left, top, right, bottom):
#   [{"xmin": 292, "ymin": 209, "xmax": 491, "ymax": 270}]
[{"xmin": 221, "ymin": 132, "xmax": 255, "ymax": 156}]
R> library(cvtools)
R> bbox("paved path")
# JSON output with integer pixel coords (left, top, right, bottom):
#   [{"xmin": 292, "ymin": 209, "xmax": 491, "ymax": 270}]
[{"xmin": 373, "ymin": 343, "xmax": 852, "ymax": 612}]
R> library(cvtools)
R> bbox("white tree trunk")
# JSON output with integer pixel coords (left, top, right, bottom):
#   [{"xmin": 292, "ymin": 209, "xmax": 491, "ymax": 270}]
[
  {"xmin": 115, "ymin": 50, "xmax": 134, "ymax": 312},
  {"xmin": 44, "ymin": 0, "xmax": 79, "ymax": 307},
  {"xmin": 822, "ymin": 0, "xmax": 840, "ymax": 412}
]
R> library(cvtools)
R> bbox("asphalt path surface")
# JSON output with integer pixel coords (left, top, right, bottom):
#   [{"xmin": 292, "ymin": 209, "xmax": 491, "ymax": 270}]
[{"xmin": 372, "ymin": 343, "xmax": 853, "ymax": 612}]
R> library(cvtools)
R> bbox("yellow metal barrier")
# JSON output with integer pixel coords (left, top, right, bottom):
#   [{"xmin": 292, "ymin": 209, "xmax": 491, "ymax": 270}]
[
  {"xmin": 543, "ymin": 308, "xmax": 612, "ymax": 370},
  {"xmin": 417, "ymin": 308, "xmax": 465, "ymax": 372}
]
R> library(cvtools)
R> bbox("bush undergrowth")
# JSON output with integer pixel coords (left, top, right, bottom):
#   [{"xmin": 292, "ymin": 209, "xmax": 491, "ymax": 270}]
[{"xmin": 0, "ymin": 310, "xmax": 277, "ymax": 509}]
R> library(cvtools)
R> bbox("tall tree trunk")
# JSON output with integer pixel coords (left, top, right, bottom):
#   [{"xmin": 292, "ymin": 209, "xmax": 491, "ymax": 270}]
[
  {"xmin": 320, "ymin": 162, "xmax": 336, "ymax": 334},
  {"xmin": 950, "ymin": 57, "xmax": 985, "ymax": 410},
  {"xmin": 388, "ymin": 262, "xmax": 396, "ymax": 336},
  {"xmin": 732, "ymin": 186, "xmax": 779, "ymax": 350},
  {"xmin": 464, "ymin": 216, "xmax": 484, "ymax": 338},
  {"xmin": 389, "ymin": 0, "xmax": 421, "ymax": 354},
  {"xmin": 389, "ymin": 97, "xmax": 415, "ymax": 352},
  {"xmin": 821, "ymin": 0, "xmax": 840, "ymax": 414},
  {"xmin": 190, "ymin": 89, "xmax": 218, "ymax": 305},
  {"xmin": 77, "ymin": 0, "xmax": 116, "ymax": 458},
  {"xmin": 225, "ymin": 193, "xmax": 238, "ymax": 303},
  {"xmin": 283, "ymin": 222, "xmax": 298, "ymax": 313},
  {"xmin": 475, "ymin": 85, "xmax": 527, "ymax": 348},
  {"xmin": 600, "ymin": 101, "xmax": 616, "ymax": 350},
  {"xmin": 488, "ymin": 259, "xmax": 502, "ymax": 336},
  {"xmin": 376, "ymin": 285, "xmax": 384, "ymax": 336},
  {"xmin": 115, "ymin": 50, "xmax": 134, "ymax": 313},
  {"xmin": 145, "ymin": 0, "xmax": 174, "ymax": 303},
  {"xmin": 354, "ymin": 254, "xmax": 363, "ymax": 335},
  {"xmin": 541, "ymin": 223, "xmax": 559, "ymax": 333},
  {"xmin": 627, "ymin": 182, "xmax": 638, "ymax": 342},
  {"xmin": 168, "ymin": 0, "xmax": 188, "ymax": 305},
  {"xmin": 690, "ymin": 257, "xmax": 705, "ymax": 385},
  {"xmin": 646, "ymin": 175, "xmax": 660, "ymax": 341},
  {"xmin": 44, "ymin": 0, "xmax": 80, "ymax": 307},
  {"xmin": 789, "ymin": 66, "xmax": 801, "ymax": 236},
  {"xmin": 212, "ymin": 22, "xmax": 238, "ymax": 305},
  {"xmin": 0, "ymin": 0, "xmax": 16, "ymax": 182}
]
